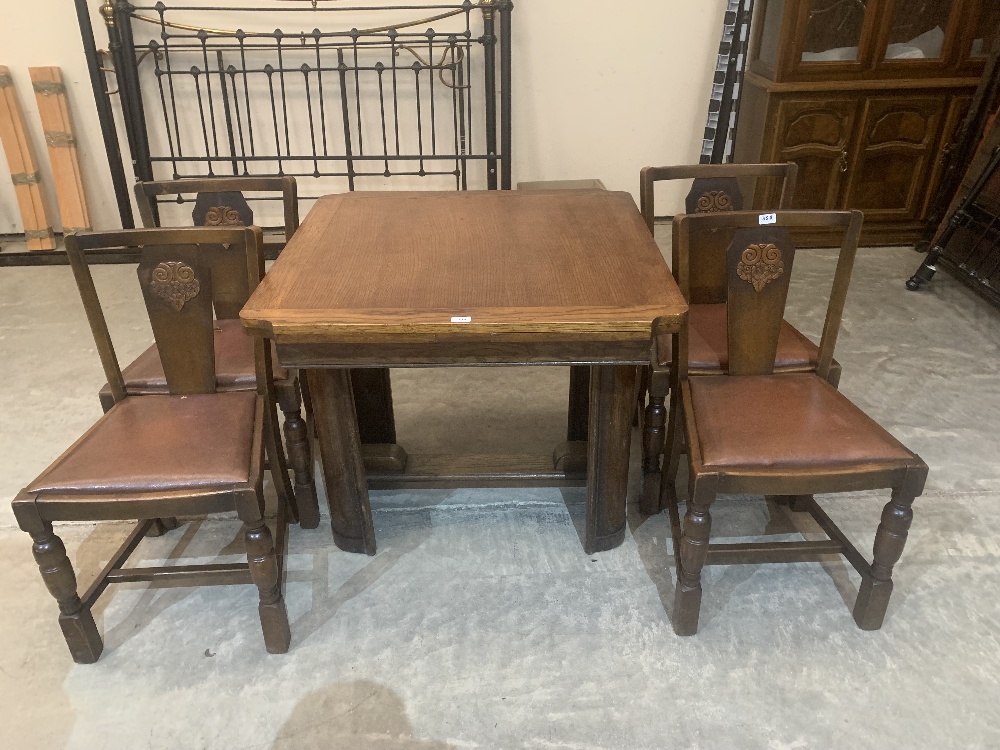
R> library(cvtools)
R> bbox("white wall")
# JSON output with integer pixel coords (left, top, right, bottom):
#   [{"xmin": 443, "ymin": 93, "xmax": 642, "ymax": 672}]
[
  {"xmin": 0, "ymin": 0, "xmax": 726, "ymax": 233},
  {"xmin": 512, "ymin": 1, "xmax": 725, "ymax": 196},
  {"xmin": 0, "ymin": 0, "xmax": 121, "ymax": 233}
]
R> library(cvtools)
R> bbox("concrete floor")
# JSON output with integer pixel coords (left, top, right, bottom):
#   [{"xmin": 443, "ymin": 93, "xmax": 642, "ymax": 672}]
[{"xmin": 1, "ymin": 238, "xmax": 999, "ymax": 748}]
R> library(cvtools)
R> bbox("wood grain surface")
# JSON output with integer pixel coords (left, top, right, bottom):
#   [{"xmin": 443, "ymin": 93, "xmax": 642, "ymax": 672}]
[
  {"xmin": 30, "ymin": 67, "xmax": 91, "ymax": 233},
  {"xmin": 241, "ymin": 191, "xmax": 686, "ymax": 342},
  {"xmin": 0, "ymin": 66, "xmax": 56, "ymax": 250}
]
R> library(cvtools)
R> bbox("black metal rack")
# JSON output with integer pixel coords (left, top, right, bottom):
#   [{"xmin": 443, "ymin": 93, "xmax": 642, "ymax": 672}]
[{"xmin": 907, "ymin": 145, "xmax": 1000, "ymax": 305}]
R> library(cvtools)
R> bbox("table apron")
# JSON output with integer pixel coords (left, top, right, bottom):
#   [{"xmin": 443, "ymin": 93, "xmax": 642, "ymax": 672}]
[{"xmin": 275, "ymin": 339, "xmax": 655, "ymax": 367}]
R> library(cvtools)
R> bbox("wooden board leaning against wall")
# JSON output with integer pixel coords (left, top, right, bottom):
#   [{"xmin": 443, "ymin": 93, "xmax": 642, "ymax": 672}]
[
  {"xmin": 29, "ymin": 66, "xmax": 91, "ymax": 234},
  {"xmin": 0, "ymin": 65, "xmax": 56, "ymax": 250}
]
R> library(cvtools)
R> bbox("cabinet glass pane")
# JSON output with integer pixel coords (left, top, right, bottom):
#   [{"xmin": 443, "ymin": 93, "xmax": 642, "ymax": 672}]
[
  {"xmin": 758, "ymin": 0, "xmax": 786, "ymax": 66},
  {"xmin": 801, "ymin": 0, "xmax": 867, "ymax": 62},
  {"xmin": 971, "ymin": 2, "xmax": 1000, "ymax": 58},
  {"xmin": 883, "ymin": 0, "xmax": 954, "ymax": 60}
]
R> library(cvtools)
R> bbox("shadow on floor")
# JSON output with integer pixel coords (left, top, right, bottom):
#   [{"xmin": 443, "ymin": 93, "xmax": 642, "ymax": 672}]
[{"xmin": 272, "ymin": 680, "xmax": 455, "ymax": 749}]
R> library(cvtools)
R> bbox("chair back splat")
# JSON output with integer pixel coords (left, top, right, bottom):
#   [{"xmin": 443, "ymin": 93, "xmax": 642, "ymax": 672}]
[
  {"xmin": 725, "ymin": 226, "xmax": 796, "ymax": 377},
  {"xmin": 137, "ymin": 247, "xmax": 216, "ymax": 395}
]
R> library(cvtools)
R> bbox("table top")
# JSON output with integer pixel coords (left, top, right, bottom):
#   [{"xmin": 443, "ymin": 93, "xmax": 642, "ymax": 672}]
[{"xmin": 241, "ymin": 190, "xmax": 686, "ymax": 344}]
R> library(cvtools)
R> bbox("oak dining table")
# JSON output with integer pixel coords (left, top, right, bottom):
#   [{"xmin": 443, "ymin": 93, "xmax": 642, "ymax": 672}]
[{"xmin": 241, "ymin": 189, "xmax": 687, "ymax": 555}]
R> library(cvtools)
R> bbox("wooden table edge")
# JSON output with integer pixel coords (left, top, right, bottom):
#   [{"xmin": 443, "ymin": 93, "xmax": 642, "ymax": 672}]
[{"xmin": 240, "ymin": 310, "xmax": 687, "ymax": 342}]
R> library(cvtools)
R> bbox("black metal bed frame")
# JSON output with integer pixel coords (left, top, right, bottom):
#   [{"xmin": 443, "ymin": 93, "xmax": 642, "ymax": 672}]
[
  {"xmin": 111, "ymin": 0, "xmax": 512, "ymax": 191},
  {"xmin": 1, "ymin": 0, "xmax": 512, "ymax": 266}
]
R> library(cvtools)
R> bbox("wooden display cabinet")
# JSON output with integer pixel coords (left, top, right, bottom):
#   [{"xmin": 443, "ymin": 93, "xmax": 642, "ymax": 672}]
[{"xmin": 735, "ymin": 0, "xmax": 997, "ymax": 244}]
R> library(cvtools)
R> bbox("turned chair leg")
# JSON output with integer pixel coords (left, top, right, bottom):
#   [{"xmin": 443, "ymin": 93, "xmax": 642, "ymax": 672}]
[
  {"xmin": 673, "ymin": 475, "xmax": 717, "ymax": 636},
  {"xmin": 29, "ymin": 523, "xmax": 103, "ymax": 663},
  {"xmin": 634, "ymin": 365, "xmax": 650, "ymax": 426},
  {"xmin": 657, "ymin": 389, "xmax": 684, "ymax": 515},
  {"xmin": 244, "ymin": 521, "xmax": 291, "ymax": 654},
  {"xmin": 276, "ymin": 379, "xmax": 320, "ymax": 529},
  {"xmin": 853, "ymin": 487, "xmax": 917, "ymax": 631},
  {"xmin": 640, "ymin": 371, "xmax": 670, "ymax": 515}
]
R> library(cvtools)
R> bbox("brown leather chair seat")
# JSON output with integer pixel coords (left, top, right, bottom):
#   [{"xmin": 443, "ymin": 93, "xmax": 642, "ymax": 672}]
[
  {"xmin": 29, "ymin": 391, "xmax": 258, "ymax": 496},
  {"xmin": 104, "ymin": 320, "xmax": 288, "ymax": 396},
  {"xmin": 689, "ymin": 373, "xmax": 914, "ymax": 471},
  {"xmin": 656, "ymin": 303, "xmax": 819, "ymax": 371}
]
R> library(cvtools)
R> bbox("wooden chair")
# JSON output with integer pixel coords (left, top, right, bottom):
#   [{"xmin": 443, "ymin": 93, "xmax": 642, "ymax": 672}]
[
  {"xmin": 658, "ymin": 209, "xmax": 928, "ymax": 636},
  {"xmin": 638, "ymin": 163, "xmax": 841, "ymax": 514},
  {"xmin": 111, "ymin": 177, "xmax": 318, "ymax": 527},
  {"xmin": 11, "ymin": 227, "xmax": 294, "ymax": 663}
]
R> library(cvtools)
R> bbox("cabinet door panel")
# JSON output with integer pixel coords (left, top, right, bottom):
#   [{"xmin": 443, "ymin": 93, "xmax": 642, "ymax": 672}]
[
  {"xmin": 769, "ymin": 97, "xmax": 858, "ymax": 209},
  {"xmin": 845, "ymin": 95, "xmax": 946, "ymax": 221}
]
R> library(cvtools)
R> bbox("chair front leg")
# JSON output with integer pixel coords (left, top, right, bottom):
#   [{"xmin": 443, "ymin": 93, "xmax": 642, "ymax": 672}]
[
  {"xmin": 854, "ymin": 486, "xmax": 917, "ymax": 631},
  {"xmin": 673, "ymin": 474, "xmax": 718, "ymax": 636},
  {"xmin": 640, "ymin": 369, "xmax": 670, "ymax": 515},
  {"xmin": 30, "ymin": 523, "xmax": 103, "ymax": 663},
  {"xmin": 244, "ymin": 520, "xmax": 291, "ymax": 654}
]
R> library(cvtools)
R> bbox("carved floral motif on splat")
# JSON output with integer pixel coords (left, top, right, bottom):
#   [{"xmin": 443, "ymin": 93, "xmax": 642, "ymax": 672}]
[
  {"xmin": 737, "ymin": 243, "xmax": 784, "ymax": 292},
  {"xmin": 205, "ymin": 206, "xmax": 244, "ymax": 226},
  {"xmin": 696, "ymin": 191, "xmax": 734, "ymax": 212},
  {"xmin": 150, "ymin": 261, "xmax": 201, "ymax": 311}
]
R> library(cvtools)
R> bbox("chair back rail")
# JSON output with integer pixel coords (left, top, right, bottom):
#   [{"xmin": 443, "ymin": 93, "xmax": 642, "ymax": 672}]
[
  {"xmin": 640, "ymin": 163, "xmax": 798, "ymax": 305},
  {"xmin": 134, "ymin": 176, "xmax": 300, "ymax": 243},
  {"xmin": 669, "ymin": 209, "xmax": 863, "ymax": 382}
]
